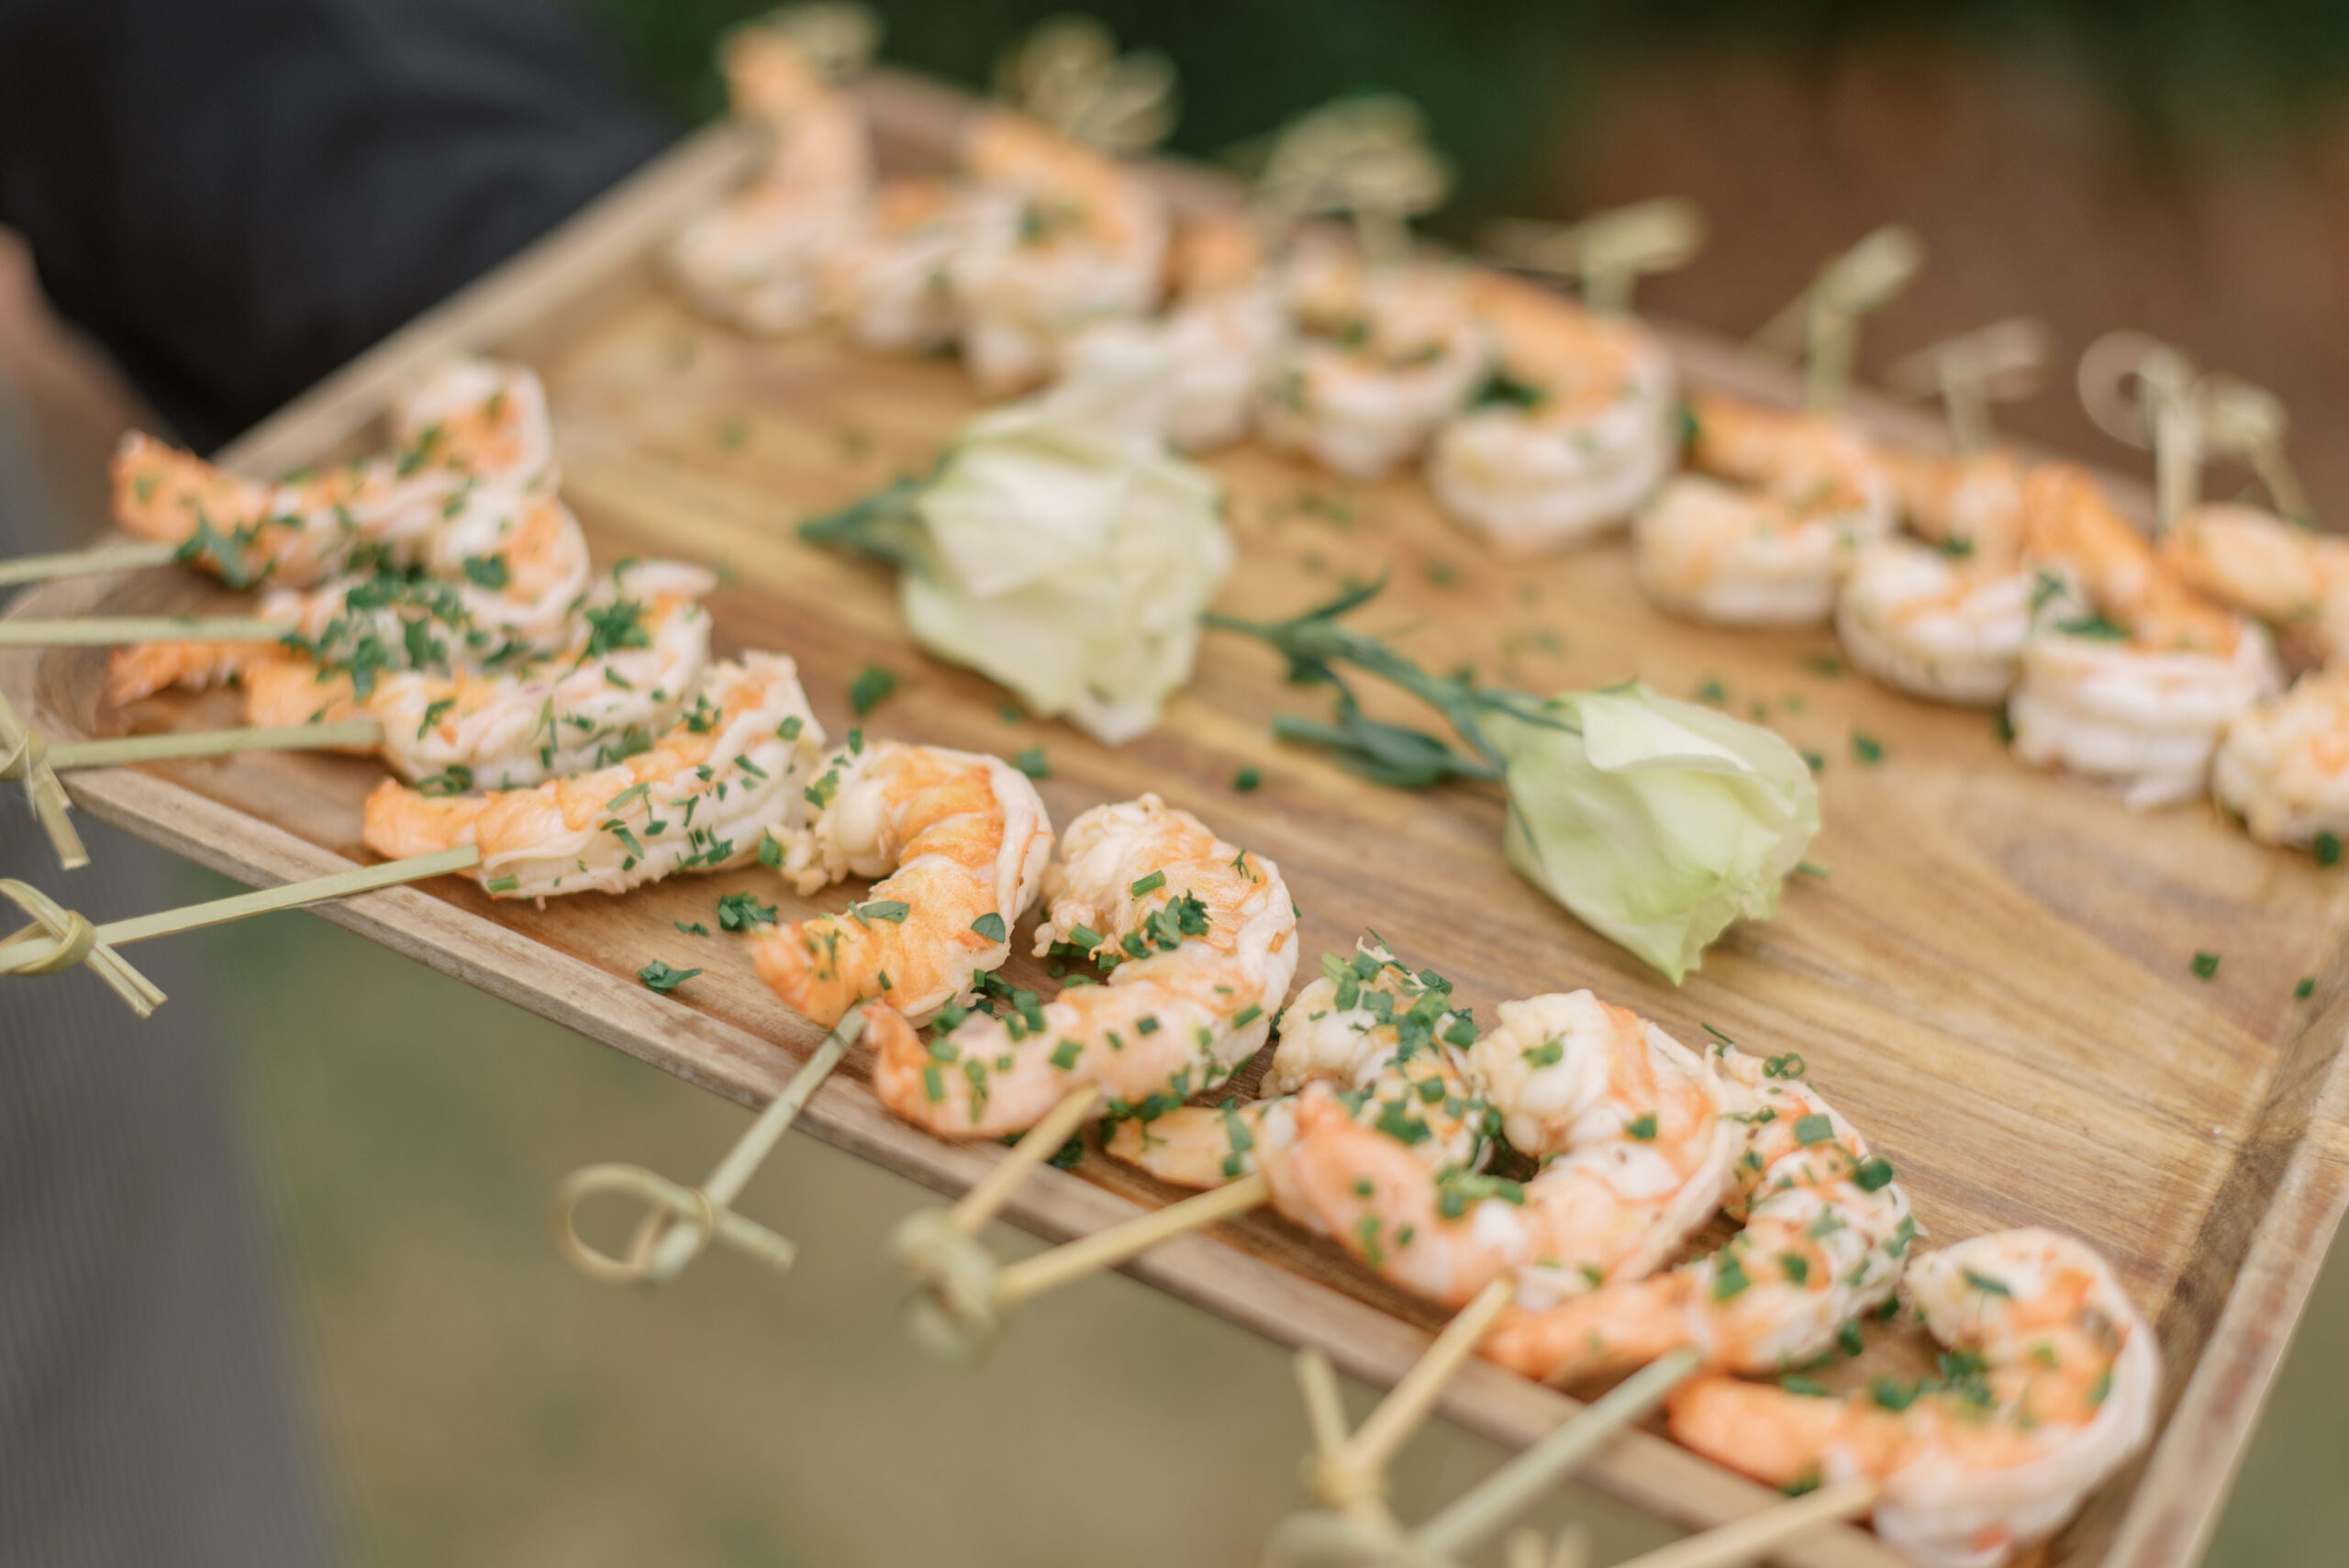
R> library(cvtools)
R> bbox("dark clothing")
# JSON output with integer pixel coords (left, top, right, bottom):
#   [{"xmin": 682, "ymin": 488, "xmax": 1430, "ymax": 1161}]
[{"xmin": 0, "ymin": 0, "xmax": 664, "ymax": 450}]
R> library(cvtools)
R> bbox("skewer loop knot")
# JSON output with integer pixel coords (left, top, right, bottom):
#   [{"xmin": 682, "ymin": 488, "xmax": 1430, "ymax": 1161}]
[
  {"xmin": 0, "ymin": 720, "xmax": 46, "ymax": 783},
  {"xmin": 890, "ymin": 1207, "xmax": 1006, "ymax": 1360},
  {"xmin": 551, "ymin": 1161, "xmax": 797, "ymax": 1284},
  {"xmin": 0, "ymin": 879, "xmax": 165, "ymax": 1015}
]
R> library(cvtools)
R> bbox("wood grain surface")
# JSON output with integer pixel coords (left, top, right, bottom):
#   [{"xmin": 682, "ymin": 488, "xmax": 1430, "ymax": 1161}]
[{"xmin": 6, "ymin": 71, "xmax": 2347, "ymax": 1568}]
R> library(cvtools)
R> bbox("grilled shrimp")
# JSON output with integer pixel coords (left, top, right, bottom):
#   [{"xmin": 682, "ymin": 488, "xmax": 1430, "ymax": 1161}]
[
  {"xmin": 112, "ymin": 358, "xmax": 558, "ymax": 589},
  {"xmin": 1059, "ymin": 214, "xmax": 1286, "ymax": 451},
  {"xmin": 240, "ymin": 561, "xmax": 718, "ymax": 790},
  {"xmin": 1279, "ymin": 988, "xmax": 1741, "ymax": 1312},
  {"xmin": 2009, "ymin": 466, "xmax": 2279, "ymax": 807},
  {"xmin": 1258, "ymin": 237, "xmax": 1490, "ymax": 479},
  {"xmin": 668, "ymin": 21, "xmax": 872, "ymax": 335},
  {"xmin": 866, "ymin": 795, "xmax": 1297, "ymax": 1137},
  {"xmin": 2211, "ymin": 663, "xmax": 2349, "ymax": 849},
  {"xmin": 1669, "ymin": 1229, "xmax": 2157, "ymax": 1568},
  {"xmin": 1890, "ymin": 449, "xmax": 2028, "ymax": 570},
  {"xmin": 1104, "ymin": 941, "xmax": 1496, "ymax": 1223},
  {"xmin": 1632, "ymin": 393, "xmax": 1896, "ymax": 626},
  {"xmin": 949, "ymin": 112, "xmax": 1170, "ymax": 395},
  {"xmin": 824, "ymin": 177, "xmax": 969, "ymax": 354},
  {"xmin": 1482, "ymin": 1044, "xmax": 1913, "ymax": 1383},
  {"xmin": 2158, "ymin": 501, "xmax": 2349, "ymax": 667},
  {"xmin": 1426, "ymin": 272, "xmax": 1678, "ymax": 552},
  {"xmin": 1836, "ymin": 540, "xmax": 2035, "ymax": 706},
  {"xmin": 749, "ymin": 740, "xmax": 1053, "ymax": 1029},
  {"xmin": 361, "ymin": 652, "xmax": 825, "ymax": 898}
]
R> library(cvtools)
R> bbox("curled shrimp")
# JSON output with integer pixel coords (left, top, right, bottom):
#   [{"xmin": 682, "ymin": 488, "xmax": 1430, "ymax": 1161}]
[
  {"xmin": 2211, "ymin": 663, "xmax": 2349, "ymax": 850},
  {"xmin": 362, "ymin": 652, "xmax": 826, "ymax": 898},
  {"xmin": 950, "ymin": 111, "xmax": 1170, "ymax": 395},
  {"xmin": 2010, "ymin": 466, "xmax": 2279, "ymax": 807},
  {"xmin": 1259, "ymin": 237, "xmax": 1490, "ymax": 479},
  {"xmin": 1426, "ymin": 272, "xmax": 1679, "ymax": 552},
  {"xmin": 1668, "ymin": 1228, "xmax": 2157, "ymax": 1568},
  {"xmin": 1889, "ymin": 448, "xmax": 2028, "ymax": 570},
  {"xmin": 1060, "ymin": 214, "xmax": 1287, "ymax": 452},
  {"xmin": 749, "ymin": 740, "xmax": 1054, "ymax": 1029},
  {"xmin": 865, "ymin": 795, "xmax": 1297, "ymax": 1138},
  {"xmin": 1482, "ymin": 1043, "xmax": 1913, "ymax": 1383},
  {"xmin": 239, "ymin": 560, "xmax": 718, "ymax": 790},
  {"xmin": 1277, "ymin": 988, "xmax": 1741, "ymax": 1312},
  {"xmin": 2158, "ymin": 500, "xmax": 2349, "ymax": 668},
  {"xmin": 1104, "ymin": 940, "xmax": 1496, "ymax": 1225},
  {"xmin": 669, "ymin": 21, "xmax": 873, "ymax": 335},
  {"xmin": 1632, "ymin": 393, "xmax": 1896, "ymax": 626},
  {"xmin": 1836, "ymin": 539, "xmax": 2035, "ymax": 707},
  {"xmin": 825, "ymin": 176, "xmax": 970, "ymax": 354}
]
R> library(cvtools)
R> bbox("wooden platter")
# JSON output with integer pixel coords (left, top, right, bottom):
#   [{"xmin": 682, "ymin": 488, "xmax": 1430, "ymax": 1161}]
[{"xmin": 8, "ymin": 69, "xmax": 2349, "ymax": 1568}]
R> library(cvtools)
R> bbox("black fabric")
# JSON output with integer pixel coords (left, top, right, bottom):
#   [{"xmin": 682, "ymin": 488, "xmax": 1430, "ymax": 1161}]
[{"xmin": 0, "ymin": 0, "xmax": 666, "ymax": 452}]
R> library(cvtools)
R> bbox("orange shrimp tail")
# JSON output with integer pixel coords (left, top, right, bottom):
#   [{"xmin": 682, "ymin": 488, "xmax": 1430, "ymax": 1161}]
[
  {"xmin": 104, "ymin": 641, "xmax": 246, "ymax": 706},
  {"xmin": 361, "ymin": 779, "xmax": 485, "ymax": 863},
  {"xmin": 863, "ymin": 1004, "xmax": 932, "ymax": 1121},
  {"xmin": 110, "ymin": 430, "xmax": 261, "ymax": 547},
  {"xmin": 751, "ymin": 917, "xmax": 870, "ymax": 1028}
]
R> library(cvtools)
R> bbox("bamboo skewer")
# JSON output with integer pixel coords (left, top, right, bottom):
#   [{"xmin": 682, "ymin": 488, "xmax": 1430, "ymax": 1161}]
[
  {"xmin": 2077, "ymin": 329, "xmax": 2203, "ymax": 531},
  {"xmin": 1479, "ymin": 198, "xmax": 1709, "ymax": 317},
  {"xmin": 0, "ymin": 615, "xmax": 295, "ymax": 648},
  {"xmin": 1313, "ymin": 1275, "xmax": 1519, "ymax": 1513},
  {"xmin": 0, "ymin": 540, "xmax": 183, "ymax": 588},
  {"xmin": 0, "ymin": 846, "xmax": 478, "ymax": 1018},
  {"xmin": 552, "ymin": 1005, "xmax": 871, "ymax": 1285},
  {"xmin": 1886, "ymin": 317, "xmax": 2049, "ymax": 454},
  {"xmin": 1751, "ymin": 224, "xmax": 1924, "ymax": 415},
  {"xmin": 1608, "ymin": 1478, "xmax": 1880, "ymax": 1568},
  {"xmin": 889, "ymin": 1080, "xmax": 1104, "ymax": 1359},
  {"xmin": 0, "ymin": 685, "xmax": 86, "ymax": 869},
  {"xmin": 990, "ymin": 1168, "xmax": 1272, "ymax": 1308}
]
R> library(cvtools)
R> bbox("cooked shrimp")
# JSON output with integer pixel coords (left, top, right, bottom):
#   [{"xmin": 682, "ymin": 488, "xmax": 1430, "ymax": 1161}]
[
  {"xmin": 823, "ymin": 176, "xmax": 970, "ymax": 354},
  {"xmin": 1632, "ymin": 393, "xmax": 1895, "ymax": 626},
  {"xmin": 1669, "ymin": 1229, "xmax": 2158, "ymax": 1568},
  {"xmin": 1425, "ymin": 272, "xmax": 1678, "ymax": 552},
  {"xmin": 2010, "ymin": 466, "xmax": 2279, "ymax": 806},
  {"xmin": 1836, "ymin": 540, "xmax": 2035, "ymax": 706},
  {"xmin": 749, "ymin": 740, "xmax": 1053, "ymax": 1029},
  {"xmin": 2158, "ymin": 501, "xmax": 2349, "ymax": 667},
  {"xmin": 362, "ymin": 652, "xmax": 826, "ymax": 898},
  {"xmin": 949, "ymin": 111, "xmax": 1170, "ymax": 395},
  {"xmin": 112, "ymin": 358, "xmax": 558, "ymax": 589},
  {"xmin": 865, "ymin": 795, "xmax": 1297, "ymax": 1137},
  {"xmin": 241, "ymin": 560, "xmax": 718, "ymax": 790},
  {"xmin": 2210, "ymin": 664, "xmax": 2349, "ymax": 849},
  {"xmin": 1279, "ymin": 988, "xmax": 1741, "ymax": 1312},
  {"xmin": 668, "ymin": 21, "xmax": 873, "ymax": 335},
  {"xmin": 1889, "ymin": 449, "xmax": 2028, "ymax": 570},
  {"xmin": 1059, "ymin": 214, "xmax": 1286, "ymax": 451},
  {"xmin": 1104, "ymin": 941, "xmax": 1496, "ymax": 1223},
  {"xmin": 1258, "ymin": 236, "xmax": 1490, "ymax": 479},
  {"xmin": 1482, "ymin": 1044, "xmax": 1913, "ymax": 1383}
]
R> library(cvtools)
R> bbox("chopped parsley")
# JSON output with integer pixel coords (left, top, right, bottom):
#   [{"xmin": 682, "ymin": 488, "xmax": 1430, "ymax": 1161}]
[
  {"xmin": 1851, "ymin": 730, "xmax": 1885, "ymax": 765},
  {"xmin": 1233, "ymin": 766, "xmax": 1262, "ymax": 792},
  {"xmin": 970, "ymin": 912, "xmax": 1008, "ymax": 943},
  {"xmin": 848, "ymin": 662, "xmax": 898, "ymax": 717},
  {"xmin": 2191, "ymin": 951, "xmax": 2221, "ymax": 980},
  {"xmin": 717, "ymin": 891, "xmax": 778, "ymax": 930},
  {"xmin": 1011, "ymin": 746, "xmax": 1049, "ymax": 780},
  {"xmin": 637, "ymin": 960, "xmax": 701, "ymax": 995}
]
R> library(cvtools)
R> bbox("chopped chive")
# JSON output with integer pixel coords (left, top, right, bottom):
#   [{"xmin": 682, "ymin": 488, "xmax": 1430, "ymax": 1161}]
[
  {"xmin": 1792, "ymin": 1112, "xmax": 1834, "ymax": 1147},
  {"xmin": 674, "ymin": 920, "xmax": 709, "ymax": 936},
  {"xmin": 1130, "ymin": 870, "xmax": 1166, "ymax": 898},
  {"xmin": 848, "ymin": 662, "xmax": 897, "ymax": 717},
  {"xmin": 1851, "ymin": 731, "xmax": 1885, "ymax": 765},
  {"xmin": 1135, "ymin": 1016, "xmax": 1161, "ymax": 1036},
  {"xmin": 1011, "ymin": 745, "xmax": 1049, "ymax": 779},
  {"xmin": 2297, "ymin": 976, "xmax": 2316, "ymax": 1000},
  {"xmin": 637, "ymin": 960, "xmax": 701, "ymax": 995},
  {"xmin": 2317, "ymin": 830, "xmax": 2342, "ymax": 866},
  {"xmin": 1231, "ymin": 1003, "xmax": 1264, "ymax": 1029},
  {"xmin": 484, "ymin": 874, "xmax": 520, "ymax": 894},
  {"xmin": 1624, "ymin": 1113, "xmax": 1658, "ymax": 1141},
  {"xmin": 852, "ymin": 899, "xmax": 911, "ymax": 924},
  {"xmin": 2191, "ymin": 951, "xmax": 2221, "ymax": 980},
  {"xmin": 1233, "ymin": 766, "xmax": 1262, "ymax": 792},
  {"xmin": 1963, "ymin": 1268, "xmax": 2014, "ymax": 1297}
]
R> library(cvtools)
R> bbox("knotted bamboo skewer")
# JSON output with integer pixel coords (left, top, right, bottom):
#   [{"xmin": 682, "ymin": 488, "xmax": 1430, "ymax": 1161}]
[
  {"xmin": 0, "ymin": 540, "xmax": 182, "ymax": 589},
  {"xmin": 1479, "ymin": 198, "xmax": 1709, "ymax": 317},
  {"xmin": 0, "ymin": 685, "xmax": 86, "ymax": 868},
  {"xmin": 1751, "ymin": 224, "xmax": 1925, "ymax": 414},
  {"xmin": 1260, "ymin": 1345, "xmax": 1702, "ymax": 1566},
  {"xmin": 0, "ymin": 615, "xmax": 294, "ymax": 648},
  {"xmin": 996, "ymin": 14, "xmax": 1176, "ymax": 158},
  {"xmin": 1252, "ymin": 95, "xmax": 1452, "ymax": 269},
  {"xmin": 1886, "ymin": 317, "xmax": 2049, "ymax": 453},
  {"xmin": 2077, "ymin": 328, "xmax": 2203, "ymax": 530},
  {"xmin": 0, "ymin": 846, "xmax": 477, "ymax": 1018},
  {"xmin": 551, "ymin": 1004, "xmax": 871, "ymax": 1285},
  {"xmin": 1606, "ymin": 1477, "xmax": 1880, "ymax": 1568},
  {"xmin": 2197, "ymin": 373, "xmax": 2315, "ymax": 527}
]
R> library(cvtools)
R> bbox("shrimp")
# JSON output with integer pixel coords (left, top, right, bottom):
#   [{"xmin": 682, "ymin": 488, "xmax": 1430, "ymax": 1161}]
[
  {"xmin": 1104, "ymin": 941, "xmax": 1497, "ymax": 1226},
  {"xmin": 1668, "ymin": 1229, "xmax": 2158, "ymax": 1568},
  {"xmin": 1631, "ymin": 393, "xmax": 1895, "ymax": 626},
  {"xmin": 668, "ymin": 21, "xmax": 873, "ymax": 335},
  {"xmin": 361, "ymin": 652, "xmax": 826, "ymax": 898},
  {"xmin": 1258, "ymin": 236, "xmax": 1490, "ymax": 479},
  {"xmin": 1059, "ymin": 214, "xmax": 1287, "ymax": 451},
  {"xmin": 2157, "ymin": 501, "xmax": 2349, "ymax": 668},
  {"xmin": 240, "ymin": 560, "xmax": 718, "ymax": 790},
  {"xmin": 1889, "ymin": 449, "xmax": 2028, "ymax": 570},
  {"xmin": 111, "ymin": 357, "xmax": 559, "ymax": 589},
  {"xmin": 1425, "ymin": 272, "xmax": 1679, "ymax": 552},
  {"xmin": 949, "ymin": 111, "xmax": 1171, "ymax": 395},
  {"xmin": 1836, "ymin": 540, "xmax": 2035, "ymax": 706},
  {"xmin": 2009, "ymin": 466, "xmax": 2279, "ymax": 807},
  {"xmin": 1482, "ymin": 1044, "xmax": 1913, "ymax": 1383},
  {"xmin": 1278, "ymin": 988, "xmax": 1741, "ymax": 1312},
  {"xmin": 865, "ymin": 795, "xmax": 1297, "ymax": 1138},
  {"xmin": 2210, "ymin": 664, "xmax": 2349, "ymax": 849},
  {"xmin": 749, "ymin": 740, "xmax": 1054, "ymax": 1029},
  {"xmin": 823, "ymin": 176, "xmax": 970, "ymax": 354}
]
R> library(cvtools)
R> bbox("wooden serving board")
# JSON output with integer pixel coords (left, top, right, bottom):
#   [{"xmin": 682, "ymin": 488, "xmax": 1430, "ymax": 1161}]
[{"xmin": 8, "ymin": 70, "xmax": 2348, "ymax": 1568}]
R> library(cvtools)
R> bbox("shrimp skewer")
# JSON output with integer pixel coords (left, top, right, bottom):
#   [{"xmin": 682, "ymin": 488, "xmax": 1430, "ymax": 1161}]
[
  {"xmin": 824, "ymin": 176, "xmax": 970, "ymax": 355},
  {"xmin": 1260, "ymin": 236, "xmax": 1490, "ymax": 479},
  {"xmin": 2009, "ymin": 465, "xmax": 2279, "ymax": 806},
  {"xmin": 750, "ymin": 740, "xmax": 1053, "ymax": 1029},
  {"xmin": 866, "ymin": 795, "xmax": 1297, "ymax": 1137},
  {"xmin": 1481, "ymin": 1043, "xmax": 1913, "ymax": 1384},
  {"xmin": 1633, "ymin": 391, "xmax": 1895, "ymax": 626},
  {"xmin": 361, "ymin": 652, "xmax": 826, "ymax": 898},
  {"xmin": 2158, "ymin": 500, "xmax": 2349, "ymax": 668},
  {"xmin": 1836, "ymin": 540, "xmax": 2036, "ymax": 707},
  {"xmin": 1426, "ymin": 272, "xmax": 1679, "ymax": 552},
  {"xmin": 1665, "ymin": 1229, "xmax": 2157, "ymax": 1568}
]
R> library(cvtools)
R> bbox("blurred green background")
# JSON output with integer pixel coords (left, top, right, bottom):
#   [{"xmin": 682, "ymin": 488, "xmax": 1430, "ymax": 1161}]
[{"xmin": 8, "ymin": 3, "xmax": 2349, "ymax": 1564}]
